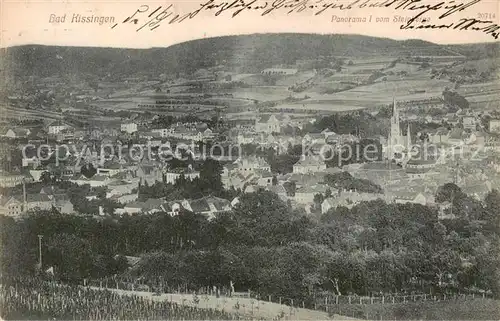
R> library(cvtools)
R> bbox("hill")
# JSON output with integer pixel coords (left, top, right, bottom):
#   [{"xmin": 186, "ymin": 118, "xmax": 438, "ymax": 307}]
[{"xmin": 1, "ymin": 33, "xmax": 498, "ymax": 78}]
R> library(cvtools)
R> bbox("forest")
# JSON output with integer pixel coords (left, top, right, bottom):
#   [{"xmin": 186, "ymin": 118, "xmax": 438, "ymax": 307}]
[{"xmin": 1, "ymin": 184, "xmax": 499, "ymax": 305}]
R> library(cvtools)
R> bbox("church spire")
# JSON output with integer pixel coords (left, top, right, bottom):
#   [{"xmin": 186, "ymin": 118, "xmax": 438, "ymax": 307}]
[
  {"xmin": 406, "ymin": 122, "xmax": 412, "ymax": 149},
  {"xmin": 392, "ymin": 97, "xmax": 398, "ymax": 119}
]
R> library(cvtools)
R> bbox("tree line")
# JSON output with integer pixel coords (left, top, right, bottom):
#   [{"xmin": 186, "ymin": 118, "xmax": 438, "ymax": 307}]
[{"xmin": 1, "ymin": 185, "xmax": 499, "ymax": 302}]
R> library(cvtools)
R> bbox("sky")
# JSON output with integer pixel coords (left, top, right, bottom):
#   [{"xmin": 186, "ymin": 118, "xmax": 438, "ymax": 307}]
[{"xmin": 1, "ymin": 0, "xmax": 499, "ymax": 48}]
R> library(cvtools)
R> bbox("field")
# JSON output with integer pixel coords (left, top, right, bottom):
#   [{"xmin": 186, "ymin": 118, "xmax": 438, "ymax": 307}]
[
  {"xmin": 228, "ymin": 87, "xmax": 292, "ymax": 101},
  {"xmin": 273, "ymin": 102, "xmax": 367, "ymax": 112},
  {"xmin": 91, "ymin": 287, "xmax": 358, "ymax": 321},
  {"xmin": 6, "ymin": 50, "xmax": 498, "ymax": 126},
  {"xmin": 458, "ymin": 81, "xmax": 500, "ymax": 108},
  {"xmin": 327, "ymin": 299, "xmax": 500, "ymax": 320}
]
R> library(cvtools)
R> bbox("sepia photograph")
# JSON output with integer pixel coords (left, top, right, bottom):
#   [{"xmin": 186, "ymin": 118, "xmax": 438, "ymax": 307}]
[{"xmin": 0, "ymin": 1, "xmax": 499, "ymax": 320}]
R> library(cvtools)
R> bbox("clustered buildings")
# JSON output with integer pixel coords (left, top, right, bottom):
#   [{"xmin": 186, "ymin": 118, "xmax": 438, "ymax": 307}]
[{"xmin": 1, "ymin": 95, "xmax": 499, "ymax": 221}]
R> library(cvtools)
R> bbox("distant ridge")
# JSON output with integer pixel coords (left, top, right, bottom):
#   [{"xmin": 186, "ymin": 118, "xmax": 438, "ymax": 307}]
[{"xmin": 1, "ymin": 33, "xmax": 498, "ymax": 78}]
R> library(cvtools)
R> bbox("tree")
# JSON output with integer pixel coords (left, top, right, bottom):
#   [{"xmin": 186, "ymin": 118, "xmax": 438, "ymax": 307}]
[
  {"xmin": 81, "ymin": 163, "xmax": 97, "ymax": 179},
  {"xmin": 313, "ymin": 193, "xmax": 325, "ymax": 211},
  {"xmin": 325, "ymin": 188, "xmax": 333, "ymax": 199},
  {"xmin": 45, "ymin": 233, "xmax": 94, "ymax": 281},
  {"xmin": 283, "ymin": 181, "xmax": 296, "ymax": 197},
  {"xmin": 443, "ymin": 89, "xmax": 470, "ymax": 109},
  {"xmin": 436, "ymin": 183, "xmax": 464, "ymax": 203},
  {"xmin": 484, "ymin": 189, "xmax": 500, "ymax": 227},
  {"xmin": 40, "ymin": 171, "xmax": 52, "ymax": 184}
]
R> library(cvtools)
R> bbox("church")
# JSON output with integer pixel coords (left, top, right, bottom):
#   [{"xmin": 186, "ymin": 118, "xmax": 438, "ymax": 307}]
[{"xmin": 384, "ymin": 98, "xmax": 412, "ymax": 161}]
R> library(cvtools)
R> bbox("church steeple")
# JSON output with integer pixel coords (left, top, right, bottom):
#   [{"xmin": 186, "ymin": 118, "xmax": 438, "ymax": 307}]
[
  {"xmin": 392, "ymin": 97, "xmax": 398, "ymax": 119},
  {"xmin": 406, "ymin": 123, "xmax": 412, "ymax": 149},
  {"xmin": 386, "ymin": 97, "xmax": 404, "ymax": 161}
]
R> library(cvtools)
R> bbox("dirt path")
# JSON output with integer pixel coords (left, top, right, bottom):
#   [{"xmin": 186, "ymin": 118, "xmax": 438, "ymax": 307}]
[{"xmin": 90, "ymin": 287, "xmax": 360, "ymax": 320}]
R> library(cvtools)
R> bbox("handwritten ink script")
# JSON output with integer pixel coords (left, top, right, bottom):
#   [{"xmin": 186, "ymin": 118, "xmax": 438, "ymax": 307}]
[{"xmin": 112, "ymin": 0, "xmax": 499, "ymax": 39}]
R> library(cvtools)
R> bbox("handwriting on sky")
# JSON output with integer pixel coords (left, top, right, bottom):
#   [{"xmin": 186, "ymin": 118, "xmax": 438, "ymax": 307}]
[{"xmin": 110, "ymin": 0, "xmax": 499, "ymax": 39}]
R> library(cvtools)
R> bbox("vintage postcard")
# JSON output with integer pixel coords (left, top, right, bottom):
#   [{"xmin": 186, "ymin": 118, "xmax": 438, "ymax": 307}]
[{"xmin": 0, "ymin": 0, "xmax": 499, "ymax": 320}]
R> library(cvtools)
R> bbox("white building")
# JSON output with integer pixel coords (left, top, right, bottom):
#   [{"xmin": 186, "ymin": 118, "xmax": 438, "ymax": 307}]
[
  {"xmin": 164, "ymin": 166, "xmax": 200, "ymax": 184},
  {"xmin": 121, "ymin": 123, "xmax": 138, "ymax": 134},
  {"xmin": 231, "ymin": 156, "xmax": 271, "ymax": 174},
  {"xmin": 489, "ymin": 119, "xmax": 500, "ymax": 133},
  {"xmin": 3, "ymin": 128, "xmax": 31, "ymax": 139},
  {"xmin": 462, "ymin": 116, "xmax": 476, "ymax": 130},
  {"xmin": 261, "ymin": 68, "xmax": 298, "ymax": 75},
  {"xmin": 293, "ymin": 156, "xmax": 327, "ymax": 174},
  {"xmin": 321, "ymin": 191, "xmax": 385, "ymax": 213},
  {"xmin": 152, "ymin": 128, "xmax": 171, "ymax": 138},
  {"xmin": 48, "ymin": 121, "xmax": 70, "ymax": 135},
  {"xmin": 255, "ymin": 114, "xmax": 290, "ymax": 134}
]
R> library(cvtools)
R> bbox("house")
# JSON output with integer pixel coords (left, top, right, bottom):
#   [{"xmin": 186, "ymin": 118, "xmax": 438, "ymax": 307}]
[
  {"xmin": 345, "ymin": 162, "xmax": 407, "ymax": 186},
  {"xmin": 139, "ymin": 130, "xmax": 162, "ymax": 140},
  {"xmin": 321, "ymin": 190, "xmax": 384, "ymax": 213},
  {"xmin": 25, "ymin": 194, "xmax": 53, "ymax": 212},
  {"xmin": 286, "ymin": 172, "xmax": 328, "ymax": 189},
  {"xmin": 122, "ymin": 198, "xmax": 164, "ymax": 215},
  {"xmin": 293, "ymin": 156, "xmax": 327, "ymax": 174},
  {"xmin": 69, "ymin": 174, "xmax": 111, "ymax": 187},
  {"xmin": 231, "ymin": 197, "xmax": 240, "ymax": 207},
  {"xmin": 261, "ymin": 68, "xmax": 298, "ymax": 75},
  {"xmin": 54, "ymin": 196, "xmax": 74, "ymax": 214},
  {"xmin": 294, "ymin": 184, "xmax": 329, "ymax": 204},
  {"xmin": 3, "ymin": 128, "xmax": 31, "ymax": 139},
  {"xmin": 162, "ymin": 197, "xmax": 232, "ymax": 220},
  {"xmin": 255, "ymin": 114, "xmax": 291, "ymax": 133},
  {"xmin": 325, "ymin": 133, "xmax": 359, "ymax": 145},
  {"xmin": 391, "ymin": 191, "xmax": 433, "ymax": 205},
  {"xmin": 151, "ymin": 128, "xmax": 171, "ymax": 138},
  {"xmin": 222, "ymin": 171, "xmax": 249, "ymax": 190},
  {"xmin": 106, "ymin": 180, "xmax": 139, "ymax": 198},
  {"xmin": 256, "ymin": 170, "xmax": 274, "ymax": 186},
  {"xmin": 489, "ymin": 119, "xmax": 500, "ymax": 133},
  {"xmin": 231, "ymin": 156, "xmax": 271, "ymax": 174},
  {"xmin": 437, "ymin": 201, "xmax": 455, "ymax": 220},
  {"xmin": 39, "ymin": 186, "xmax": 67, "ymax": 199},
  {"xmin": 0, "ymin": 196, "xmax": 24, "ymax": 219},
  {"xmin": 111, "ymin": 193, "xmax": 139, "ymax": 204},
  {"xmin": 23, "ymin": 158, "xmax": 41, "ymax": 169},
  {"xmin": 302, "ymin": 133, "xmax": 326, "ymax": 145},
  {"xmin": 429, "ymin": 128, "xmax": 450, "ymax": 144},
  {"xmin": 244, "ymin": 185, "xmax": 259, "ymax": 194},
  {"xmin": 97, "ymin": 161, "xmax": 124, "ymax": 177},
  {"xmin": 182, "ymin": 196, "xmax": 232, "ymax": 219},
  {"xmin": 462, "ymin": 116, "xmax": 476, "ymax": 130},
  {"xmin": 136, "ymin": 164, "xmax": 163, "ymax": 186},
  {"xmin": 237, "ymin": 132, "xmax": 258, "ymax": 145},
  {"xmin": 121, "ymin": 122, "xmax": 138, "ymax": 134},
  {"xmin": 255, "ymin": 115, "xmax": 280, "ymax": 133},
  {"xmin": 164, "ymin": 124, "xmax": 208, "ymax": 141},
  {"xmin": 265, "ymin": 184, "xmax": 288, "ymax": 201},
  {"xmin": 48, "ymin": 120, "xmax": 71, "ymax": 135},
  {"xmin": 0, "ymin": 174, "xmax": 33, "ymax": 188},
  {"xmin": 164, "ymin": 165, "xmax": 200, "ymax": 184}
]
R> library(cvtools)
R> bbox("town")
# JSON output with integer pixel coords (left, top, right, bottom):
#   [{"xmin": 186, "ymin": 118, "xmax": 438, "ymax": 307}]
[
  {"xmin": 1, "ymin": 34, "xmax": 499, "ymax": 320},
  {"xmin": 1, "ymin": 83, "xmax": 499, "ymax": 220}
]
